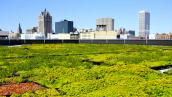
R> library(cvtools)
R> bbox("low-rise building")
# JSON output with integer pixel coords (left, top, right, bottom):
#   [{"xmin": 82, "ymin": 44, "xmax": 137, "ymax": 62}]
[
  {"xmin": 21, "ymin": 33, "xmax": 45, "ymax": 39},
  {"xmin": 117, "ymin": 28, "xmax": 135, "ymax": 39},
  {"xmin": 94, "ymin": 31, "xmax": 117, "ymax": 39},
  {"xmin": 70, "ymin": 32, "xmax": 79, "ymax": 40},
  {"xmin": 80, "ymin": 32, "xmax": 95, "ymax": 39},
  {"xmin": 48, "ymin": 33, "xmax": 70, "ymax": 39},
  {"xmin": 155, "ymin": 33, "xmax": 172, "ymax": 40},
  {"xmin": 80, "ymin": 31, "xmax": 117, "ymax": 40},
  {"xmin": 9, "ymin": 32, "xmax": 21, "ymax": 39},
  {"xmin": 0, "ymin": 31, "xmax": 9, "ymax": 39}
]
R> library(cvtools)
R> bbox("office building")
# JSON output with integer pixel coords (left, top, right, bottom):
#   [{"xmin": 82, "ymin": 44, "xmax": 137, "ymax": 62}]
[
  {"xmin": 38, "ymin": 9, "xmax": 52, "ymax": 38},
  {"xmin": 55, "ymin": 20, "xmax": 74, "ymax": 33},
  {"xmin": 139, "ymin": 11, "xmax": 150, "ymax": 39},
  {"xmin": 128, "ymin": 30, "xmax": 135, "ymax": 36},
  {"xmin": 96, "ymin": 18, "xmax": 114, "ymax": 31},
  {"xmin": 17, "ymin": 23, "xmax": 22, "ymax": 34}
]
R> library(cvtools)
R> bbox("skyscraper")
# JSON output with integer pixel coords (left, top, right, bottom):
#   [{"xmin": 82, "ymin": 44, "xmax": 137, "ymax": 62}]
[
  {"xmin": 38, "ymin": 9, "xmax": 52, "ymax": 38},
  {"xmin": 96, "ymin": 18, "xmax": 114, "ymax": 31},
  {"xmin": 55, "ymin": 20, "xmax": 74, "ymax": 33},
  {"xmin": 17, "ymin": 23, "xmax": 22, "ymax": 34},
  {"xmin": 139, "ymin": 11, "xmax": 150, "ymax": 39}
]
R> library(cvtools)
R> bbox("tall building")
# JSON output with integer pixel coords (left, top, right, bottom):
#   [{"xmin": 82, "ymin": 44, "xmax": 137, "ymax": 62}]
[
  {"xmin": 139, "ymin": 11, "xmax": 150, "ymax": 39},
  {"xmin": 38, "ymin": 9, "xmax": 52, "ymax": 38},
  {"xmin": 96, "ymin": 18, "xmax": 114, "ymax": 31},
  {"xmin": 55, "ymin": 20, "xmax": 74, "ymax": 33},
  {"xmin": 17, "ymin": 23, "xmax": 22, "ymax": 34}
]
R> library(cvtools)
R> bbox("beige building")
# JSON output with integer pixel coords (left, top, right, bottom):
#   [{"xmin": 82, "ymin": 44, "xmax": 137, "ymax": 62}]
[
  {"xmin": 96, "ymin": 18, "xmax": 114, "ymax": 31},
  {"xmin": 155, "ymin": 33, "xmax": 172, "ymax": 40},
  {"xmin": 38, "ymin": 9, "xmax": 52, "ymax": 38},
  {"xmin": 9, "ymin": 33, "xmax": 21, "ymax": 39},
  {"xmin": 80, "ymin": 31, "xmax": 117, "ymax": 40},
  {"xmin": 94, "ymin": 31, "xmax": 117, "ymax": 39}
]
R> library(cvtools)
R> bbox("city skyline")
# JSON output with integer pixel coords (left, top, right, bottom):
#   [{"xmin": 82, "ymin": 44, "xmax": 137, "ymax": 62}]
[{"xmin": 0, "ymin": 0, "xmax": 172, "ymax": 35}]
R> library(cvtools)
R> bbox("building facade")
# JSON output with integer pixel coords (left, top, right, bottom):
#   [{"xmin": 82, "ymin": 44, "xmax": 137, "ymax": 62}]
[
  {"xmin": 21, "ymin": 33, "xmax": 45, "ymax": 40},
  {"xmin": 38, "ymin": 9, "xmax": 52, "ymax": 38},
  {"xmin": 94, "ymin": 31, "xmax": 117, "ymax": 39},
  {"xmin": 48, "ymin": 33, "xmax": 71, "ymax": 39},
  {"xmin": 70, "ymin": 32, "xmax": 79, "ymax": 40},
  {"xmin": 26, "ymin": 27, "xmax": 38, "ymax": 34},
  {"xmin": 80, "ymin": 31, "xmax": 117, "ymax": 40},
  {"xmin": 139, "ymin": 11, "xmax": 150, "ymax": 39},
  {"xmin": 55, "ymin": 20, "xmax": 73, "ymax": 34},
  {"xmin": 80, "ymin": 32, "xmax": 95, "ymax": 39},
  {"xmin": 155, "ymin": 33, "xmax": 172, "ymax": 40},
  {"xmin": 128, "ymin": 30, "xmax": 135, "ymax": 36},
  {"xmin": 96, "ymin": 18, "xmax": 114, "ymax": 31}
]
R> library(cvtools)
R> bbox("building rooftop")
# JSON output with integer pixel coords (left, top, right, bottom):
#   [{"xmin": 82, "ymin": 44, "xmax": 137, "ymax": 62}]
[
  {"xmin": 40, "ymin": 9, "xmax": 51, "ymax": 17},
  {"xmin": 139, "ymin": 10, "xmax": 150, "ymax": 13}
]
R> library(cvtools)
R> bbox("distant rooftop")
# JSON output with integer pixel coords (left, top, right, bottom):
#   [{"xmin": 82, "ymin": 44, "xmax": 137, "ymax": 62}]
[
  {"xmin": 0, "ymin": 31, "xmax": 9, "ymax": 36},
  {"xmin": 40, "ymin": 9, "xmax": 51, "ymax": 17},
  {"xmin": 96, "ymin": 18, "xmax": 114, "ymax": 20}
]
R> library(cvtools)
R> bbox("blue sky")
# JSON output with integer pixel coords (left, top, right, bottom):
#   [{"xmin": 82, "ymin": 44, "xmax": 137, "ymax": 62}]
[{"xmin": 0, "ymin": 0, "xmax": 171, "ymax": 35}]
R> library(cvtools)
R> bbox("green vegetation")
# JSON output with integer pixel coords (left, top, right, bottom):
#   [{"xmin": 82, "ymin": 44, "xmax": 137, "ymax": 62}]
[{"xmin": 1, "ymin": 44, "xmax": 172, "ymax": 97}]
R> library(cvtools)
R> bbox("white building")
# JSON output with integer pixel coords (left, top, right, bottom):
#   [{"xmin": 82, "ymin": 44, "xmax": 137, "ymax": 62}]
[
  {"xmin": 139, "ymin": 11, "xmax": 150, "ymax": 39},
  {"xmin": 119, "ymin": 34, "xmax": 128, "ymax": 39},
  {"xmin": 48, "ymin": 33, "xmax": 70, "ymax": 39},
  {"xmin": 21, "ymin": 33, "xmax": 45, "ymax": 39},
  {"xmin": 21, "ymin": 33, "xmax": 71, "ymax": 40},
  {"xmin": 80, "ymin": 32, "xmax": 95, "ymax": 39}
]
